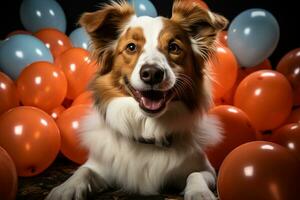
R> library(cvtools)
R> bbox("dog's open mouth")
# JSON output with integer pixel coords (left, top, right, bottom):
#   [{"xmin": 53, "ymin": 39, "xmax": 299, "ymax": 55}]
[{"xmin": 124, "ymin": 77, "xmax": 174, "ymax": 114}]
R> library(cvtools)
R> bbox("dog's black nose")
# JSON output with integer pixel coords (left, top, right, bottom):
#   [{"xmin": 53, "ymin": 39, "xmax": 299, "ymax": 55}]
[{"xmin": 140, "ymin": 64, "xmax": 164, "ymax": 85}]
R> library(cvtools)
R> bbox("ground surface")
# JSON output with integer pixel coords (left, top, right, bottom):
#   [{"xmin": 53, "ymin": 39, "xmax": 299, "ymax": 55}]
[{"xmin": 17, "ymin": 155, "xmax": 184, "ymax": 200}]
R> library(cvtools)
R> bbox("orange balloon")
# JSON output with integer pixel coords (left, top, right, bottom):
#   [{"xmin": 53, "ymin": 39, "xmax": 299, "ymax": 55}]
[
  {"xmin": 271, "ymin": 123, "xmax": 300, "ymax": 161},
  {"xmin": 216, "ymin": 59, "xmax": 272, "ymax": 105},
  {"xmin": 206, "ymin": 105, "xmax": 256, "ymax": 169},
  {"xmin": 285, "ymin": 108, "xmax": 300, "ymax": 124},
  {"xmin": 34, "ymin": 28, "xmax": 72, "ymax": 59},
  {"xmin": 277, "ymin": 48, "xmax": 300, "ymax": 106},
  {"xmin": 48, "ymin": 105, "xmax": 66, "ymax": 120},
  {"xmin": 55, "ymin": 48, "xmax": 97, "ymax": 99},
  {"xmin": 218, "ymin": 141, "xmax": 300, "ymax": 200},
  {"xmin": 218, "ymin": 31, "xmax": 228, "ymax": 47},
  {"xmin": 0, "ymin": 147, "xmax": 18, "ymax": 200},
  {"xmin": 210, "ymin": 46, "xmax": 238, "ymax": 99},
  {"xmin": 0, "ymin": 72, "xmax": 19, "ymax": 114},
  {"xmin": 72, "ymin": 91, "xmax": 93, "ymax": 107},
  {"xmin": 234, "ymin": 70, "xmax": 293, "ymax": 131},
  {"xmin": 56, "ymin": 105, "xmax": 90, "ymax": 164},
  {"xmin": 239, "ymin": 59, "xmax": 272, "ymax": 82},
  {"xmin": 188, "ymin": 0, "xmax": 209, "ymax": 9},
  {"xmin": 17, "ymin": 61, "xmax": 67, "ymax": 112},
  {"xmin": 0, "ymin": 106, "xmax": 60, "ymax": 177},
  {"xmin": 6, "ymin": 30, "xmax": 31, "ymax": 38}
]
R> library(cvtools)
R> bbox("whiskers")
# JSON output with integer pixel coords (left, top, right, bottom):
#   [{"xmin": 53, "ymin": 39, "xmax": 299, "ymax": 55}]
[{"xmin": 172, "ymin": 73, "xmax": 197, "ymax": 100}]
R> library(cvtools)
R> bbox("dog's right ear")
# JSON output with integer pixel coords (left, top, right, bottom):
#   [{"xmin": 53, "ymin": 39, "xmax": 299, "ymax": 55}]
[{"xmin": 79, "ymin": 2, "xmax": 135, "ymax": 75}]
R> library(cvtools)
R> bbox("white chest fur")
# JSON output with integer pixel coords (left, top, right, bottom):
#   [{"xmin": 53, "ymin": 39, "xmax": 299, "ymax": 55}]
[{"xmin": 80, "ymin": 97, "xmax": 222, "ymax": 194}]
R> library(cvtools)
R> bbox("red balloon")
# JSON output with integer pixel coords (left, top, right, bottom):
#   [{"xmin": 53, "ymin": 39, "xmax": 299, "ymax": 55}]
[
  {"xmin": 6, "ymin": 30, "xmax": 31, "ymax": 38},
  {"xmin": 48, "ymin": 105, "xmax": 66, "ymax": 120},
  {"xmin": 55, "ymin": 48, "xmax": 98, "ymax": 99},
  {"xmin": 34, "ymin": 28, "xmax": 73, "ymax": 59},
  {"xmin": 0, "ymin": 106, "xmax": 60, "ymax": 176},
  {"xmin": 0, "ymin": 147, "xmax": 17, "ymax": 200},
  {"xmin": 285, "ymin": 107, "xmax": 300, "ymax": 124},
  {"xmin": 277, "ymin": 48, "xmax": 300, "ymax": 106},
  {"xmin": 239, "ymin": 59, "xmax": 272, "ymax": 82},
  {"xmin": 56, "ymin": 105, "xmax": 90, "ymax": 164},
  {"xmin": 210, "ymin": 46, "xmax": 238, "ymax": 99},
  {"xmin": 72, "ymin": 91, "xmax": 93, "ymax": 107},
  {"xmin": 218, "ymin": 141, "xmax": 300, "ymax": 200},
  {"xmin": 0, "ymin": 72, "xmax": 19, "ymax": 114},
  {"xmin": 206, "ymin": 105, "xmax": 256, "ymax": 169},
  {"xmin": 17, "ymin": 61, "xmax": 67, "ymax": 112},
  {"xmin": 271, "ymin": 123, "xmax": 300, "ymax": 161},
  {"xmin": 234, "ymin": 70, "xmax": 293, "ymax": 131},
  {"xmin": 218, "ymin": 31, "xmax": 228, "ymax": 47}
]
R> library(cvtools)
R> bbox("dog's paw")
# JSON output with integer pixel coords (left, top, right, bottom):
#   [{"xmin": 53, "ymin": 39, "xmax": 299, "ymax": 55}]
[
  {"xmin": 45, "ymin": 181, "xmax": 90, "ymax": 200},
  {"xmin": 184, "ymin": 189, "xmax": 217, "ymax": 200}
]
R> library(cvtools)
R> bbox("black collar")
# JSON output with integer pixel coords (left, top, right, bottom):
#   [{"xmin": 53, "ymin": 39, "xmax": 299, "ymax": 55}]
[{"xmin": 133, "ymin": 135, "xmax": 173, "ymax": 148}]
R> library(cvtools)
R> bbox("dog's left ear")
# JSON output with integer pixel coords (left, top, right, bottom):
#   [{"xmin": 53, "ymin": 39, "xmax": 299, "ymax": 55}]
[{"xmin": 171, "ymin": 0, "xmax": 228, "ymax": 57}]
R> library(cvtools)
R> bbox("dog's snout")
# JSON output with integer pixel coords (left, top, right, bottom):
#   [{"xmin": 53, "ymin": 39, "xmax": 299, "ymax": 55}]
[{"xmin": 140, "ymin": 64, "xmax": 164, "ymax": 85}]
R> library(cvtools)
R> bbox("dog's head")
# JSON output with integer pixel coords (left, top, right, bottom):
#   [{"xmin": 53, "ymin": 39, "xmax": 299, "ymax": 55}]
[{"xmin": 80, "ymin": 0, "xmax": 227, "ymax": 117}]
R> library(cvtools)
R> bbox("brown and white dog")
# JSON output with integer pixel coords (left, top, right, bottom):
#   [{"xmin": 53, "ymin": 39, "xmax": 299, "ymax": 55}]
[{"xmin": 46, "ymin": 0, "xmax": 227, "ymax": 199}]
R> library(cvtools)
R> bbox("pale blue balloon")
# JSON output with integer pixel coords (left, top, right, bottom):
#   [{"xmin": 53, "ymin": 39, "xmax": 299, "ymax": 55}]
[
  {"xmin": 128, "ymin": 0, "xmax": 157, "ymax": 17},
  {"xmin": 20, "ymin": 0, "xmax": 67, "ymax": 33},
  {"xmin": 228, "ymin": 9, "xmax": 280, "ymax": 67},
  {"xmin": 0, "ymin": 35, "xmax": 53, "ymax": 80},
  {"xmin": 69, "ymin": 27, "xmax": 91, "ymax": 50}
]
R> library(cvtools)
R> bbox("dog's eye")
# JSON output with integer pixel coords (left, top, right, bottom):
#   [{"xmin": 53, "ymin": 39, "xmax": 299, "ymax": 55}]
[
  {"xmin": 168, "ymin": 42, "xmax": 181, "ymax": 54},
  {"xmin": 126, "ymin": 43, "xmax": 137, "ymax": 53}
]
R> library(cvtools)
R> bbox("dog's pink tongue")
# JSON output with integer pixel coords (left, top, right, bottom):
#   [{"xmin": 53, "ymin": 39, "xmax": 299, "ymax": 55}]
[{"xmin": 141, "ymin": 97, "xmax": 163, "ymax": 110}]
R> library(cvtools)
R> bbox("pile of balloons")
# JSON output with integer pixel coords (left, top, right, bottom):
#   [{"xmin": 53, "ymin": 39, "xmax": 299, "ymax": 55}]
[
  {"xmin": 0, "ymin": 0, "xmax": 299, "ymax": 200},
  {"xmin": 207, "ymin": 5, "xmax": 300, "ymax": 200}
]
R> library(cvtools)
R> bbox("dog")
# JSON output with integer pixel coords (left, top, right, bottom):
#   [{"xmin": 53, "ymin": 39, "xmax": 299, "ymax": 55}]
[{"xmin": 46, "ymin": 0, "xmax": 227, "ymax": 199}]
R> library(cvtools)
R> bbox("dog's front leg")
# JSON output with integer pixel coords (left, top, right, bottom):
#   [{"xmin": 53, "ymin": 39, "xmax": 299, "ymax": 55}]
[
  {"xmin": 184, "ymin": 171, "xmax": 217, "ymax": 200},
  {"xmin": 45, "ymin": 166, "xmax": 108, "ymax": 200}
]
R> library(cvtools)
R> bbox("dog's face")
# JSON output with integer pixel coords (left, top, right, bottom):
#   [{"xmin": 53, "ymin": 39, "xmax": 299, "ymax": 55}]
[{"xmin": 80, "ymin": 0, "xmax": 227, "ymax": 117}]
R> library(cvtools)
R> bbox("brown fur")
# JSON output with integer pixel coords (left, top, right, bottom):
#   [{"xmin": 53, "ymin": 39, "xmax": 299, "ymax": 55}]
[{"xmin": 79, "ymin": 0, "xmax": 228, "ymax": 114}]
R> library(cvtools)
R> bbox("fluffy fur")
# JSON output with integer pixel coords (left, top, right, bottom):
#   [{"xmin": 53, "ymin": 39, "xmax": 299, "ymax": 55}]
[{"xmin": 46, "ymin": 1, "xmax": 227, "ymax": 200}]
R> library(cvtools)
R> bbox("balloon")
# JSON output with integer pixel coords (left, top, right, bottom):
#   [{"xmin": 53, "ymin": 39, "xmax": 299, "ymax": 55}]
[
  {"xmin": 72, "ymin": 91, "xmax": 93, "ymax": 107},
  {"xmin": 17, "ymin": 61, "xmax": 67, "ymax": 112},
  {"xmin": 276, "ymin": 48, "xmax": 300, "ymax": 106},
  {"xmin": 206, "ymin": 105, "xmax": 256, "ymax": 169},
  {"xmin": 228, "ymin": 9, "xmax": 279, "ymax": 67},
  {"xmin": 0, "ymin": 72, "xmax": 19, "ymax": 115},
  {"xmin": 20, "ymin": 0, "xmax": 66, "ymax": 33},
  {"xmin": 48, "ymin": 105, "xmax": 66, "ymax": 120},
  {"xmin": 55, "ymin": 48, "xmax": 97, "ymax": 99},
  {"xmin": 285, "ymin": 108, "xmax": 300, "ymax": 124},
  {"xmin": 6, "ymin": 30, "xmax": 31, "ymax": 38},
  {"xmin": 234, "ymin": 70, "xmax": 293, "ymax": 131},
  {"xmin": 0, "ymin": 147, "xmax": 18, "ymax": 200},
  {"xmin": 218, "ymin": 31, "xmax": 227, "ymax": 47},
  {"xmin": 128, "ymin": 0, "xmax": 157, "ymax": 17},
  {"xmin": 271, "ymin": 123, "xmax": 300, "ymax": 161},
  {"xmin": 69, "ymin": 27, "xmax": 91, "ymax": 50},
  {"xmin": 34, "ymin": 28, "xmax": 72, "ymax": 59},
  {"xmin": 218, "ymin": 141, "xmax": 300, "ymax": 200},
  {"xmin": 56, "ymin": 105, "xmax": 90, "ymax": 164},
  {"xmin": 0, "ymin": 34, "xmax": 53, "ymax": 80},
  {"xmin": 239, "ymin": 59, "xmax": 272, "ymax": 81},
  {"xmin": 210, "ymin": 46, "xmax": 238, "ymax": 99},
  {"xmin": 0, "ymin": 106, "xmax": 60, "ymax": 177}
]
